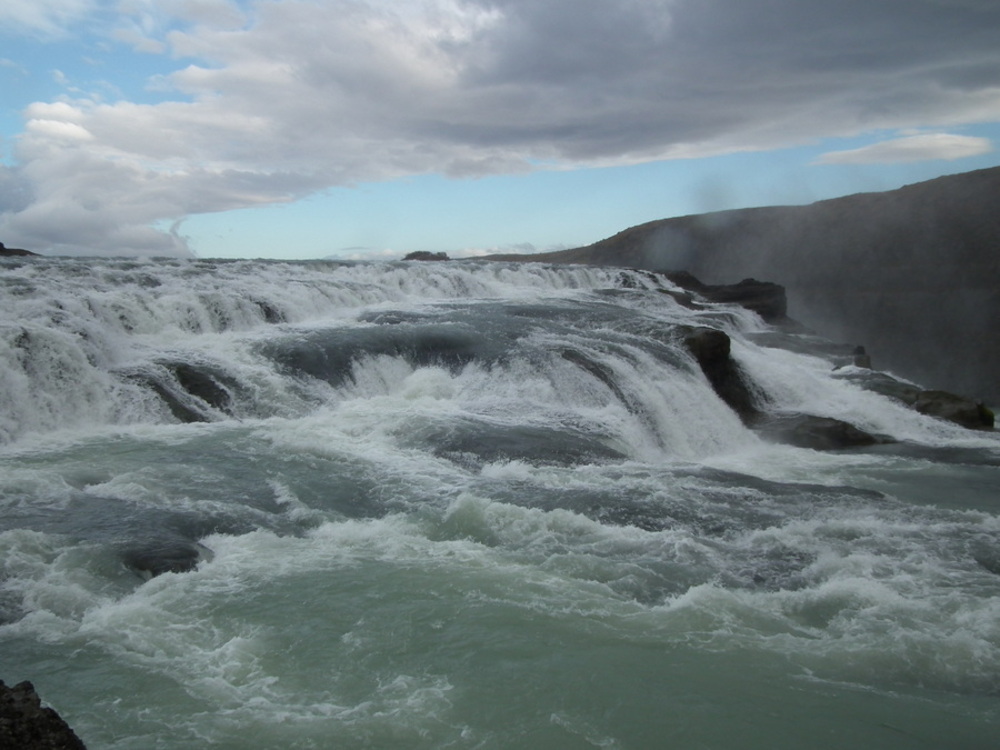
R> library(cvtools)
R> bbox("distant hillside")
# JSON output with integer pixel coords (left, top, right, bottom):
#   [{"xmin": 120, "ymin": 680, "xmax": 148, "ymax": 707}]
[{"xmin": 488, "ymin": 167, "xmax": 1000, "ymax": 404}]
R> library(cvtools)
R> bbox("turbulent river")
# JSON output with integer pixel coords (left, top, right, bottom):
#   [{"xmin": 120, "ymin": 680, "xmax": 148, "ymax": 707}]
[{"xmin": 1, "ymin": 257, "xmax": 998, "ymax": 749}]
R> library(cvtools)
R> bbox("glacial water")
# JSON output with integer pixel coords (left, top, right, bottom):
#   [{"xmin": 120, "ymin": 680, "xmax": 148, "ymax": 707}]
[{"xmin": 1, "ymin": 257, "xmax": 998, "ymax": 749}]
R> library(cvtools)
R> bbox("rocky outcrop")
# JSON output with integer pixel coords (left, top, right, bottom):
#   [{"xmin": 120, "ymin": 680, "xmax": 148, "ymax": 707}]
[
  {"xmin": 753, "ymin": 414, "xmax": 890, "ymax": 451},
  {"xmin": 911, "ymin": 390, "xmax": 995, "ymax": 430},
  {"xmin": 680, "ymin": 325, "xmax": 900, "ymax": 447},
  {"xmin": 682, "ymin": 327, "xmax": 759, "ymax": 422},
  {"xmin": 832, "ymin": 368, "xmax": 994, "ymax": 430},
  {"xmin": 831, "ymin": 368, "xmax": 922, "ymax": 404},
  {"xmin": 664, "ymin": 272, "xmax": 788, "ymax": 323},
  {"xmin": 0, "ymin": 242, "xmax": 38, "ymax": 257},
  {"xmin": 0, "ymin": 680, "xmax": 86, "ymax": 749}
]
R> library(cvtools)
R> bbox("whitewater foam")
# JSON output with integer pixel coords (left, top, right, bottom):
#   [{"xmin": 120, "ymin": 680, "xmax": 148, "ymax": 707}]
[{"xmin": 2, "ymin": 257, "xmax": 998, "ymax": 748}]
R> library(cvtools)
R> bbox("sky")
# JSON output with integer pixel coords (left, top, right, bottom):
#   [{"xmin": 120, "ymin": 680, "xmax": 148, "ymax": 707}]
[{"xmin": 1, "ymin": 0, "xmax": 999, "ymax": 261}]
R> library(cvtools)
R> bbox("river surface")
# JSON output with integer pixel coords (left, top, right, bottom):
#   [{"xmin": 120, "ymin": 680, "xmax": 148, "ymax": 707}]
[{"xmin": 1, "ymin": 257, "xmax": 998, "ymax": 749}]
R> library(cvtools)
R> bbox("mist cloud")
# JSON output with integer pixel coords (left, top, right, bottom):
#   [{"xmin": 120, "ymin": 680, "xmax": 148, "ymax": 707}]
[{"xmin": 3, "ymin": 0, "xmax": 1000, "ymax": 255}]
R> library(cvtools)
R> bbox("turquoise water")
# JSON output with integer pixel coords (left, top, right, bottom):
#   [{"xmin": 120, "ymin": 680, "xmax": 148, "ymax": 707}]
[{"xmin": 1, "ymin": 258, "xmax": 998, "ymax": 748}]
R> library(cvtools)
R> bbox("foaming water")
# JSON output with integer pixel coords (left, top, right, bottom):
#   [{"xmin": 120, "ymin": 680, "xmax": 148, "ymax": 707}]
[{"xmin": 1, "ymin": 257, "xmax": 998, "ymax": 748}]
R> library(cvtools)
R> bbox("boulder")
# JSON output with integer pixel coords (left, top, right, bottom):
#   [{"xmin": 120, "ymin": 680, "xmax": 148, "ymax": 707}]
[
  {"xmin": 682, "ymin": 327, "xmax": 759, "ymax": 422},
  {"xmin": 753, "ymin": 414, "xmax": 892, "ymax": 451},
  {"xmin": 0, "ymin": 680, "xmax": 86, "ymax": 749},
  {"xmin": 912, "ymin": 390, "xmax": 995, "ymax": 430}
]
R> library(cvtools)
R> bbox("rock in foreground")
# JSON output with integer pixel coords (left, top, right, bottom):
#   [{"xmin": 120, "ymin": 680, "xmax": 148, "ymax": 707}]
[{"xmin": 0, "ymin": 680, "xmax": 86, "ymax": 749}]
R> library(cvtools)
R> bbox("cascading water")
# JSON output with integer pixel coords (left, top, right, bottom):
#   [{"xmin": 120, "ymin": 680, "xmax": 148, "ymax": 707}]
[{"xmin": 1, "ymin": 256, "xmax": 998, "ymax": 749}]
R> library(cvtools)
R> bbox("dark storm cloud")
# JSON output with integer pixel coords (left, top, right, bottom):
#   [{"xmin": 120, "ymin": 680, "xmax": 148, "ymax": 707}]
[{"xmin": 441, "ymin": 0, "xmax": 1000, "ymax": 157}]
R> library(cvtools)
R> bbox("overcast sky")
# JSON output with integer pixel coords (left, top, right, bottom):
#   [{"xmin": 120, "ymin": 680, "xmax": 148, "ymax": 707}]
[{"xmin": 2, "ymin": 0, "xmax": 999, "ymax": 259}]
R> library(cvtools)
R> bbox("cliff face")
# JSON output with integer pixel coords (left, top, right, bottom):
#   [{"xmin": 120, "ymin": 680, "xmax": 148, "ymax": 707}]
[{"xmin": 491, "ymin": 167, "xmax": 1000, "ymax": 403}]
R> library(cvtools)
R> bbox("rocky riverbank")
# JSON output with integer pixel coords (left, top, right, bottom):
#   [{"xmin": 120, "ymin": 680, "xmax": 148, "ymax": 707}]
[{"xmin": 0, "ymin": 680, "xmax": 86, "ymax": 749}]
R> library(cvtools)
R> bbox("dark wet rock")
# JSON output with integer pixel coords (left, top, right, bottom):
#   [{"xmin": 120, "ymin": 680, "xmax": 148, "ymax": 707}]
[
  {"xmin": 832, "ymin": 368, "xmax": 923, "ymax": 405},
  {"xmin": 747, "ymin": 329, "xmax": 856, "ymax": 363},
  {"xmin": 912, "ymin": 390, "xmax": 995, "ymax": 430},
  {"xmin": 124, "ymin": 371, "xmax": 207, "ymax": 423},
  {"xmin": 560, "ymin": 349, "xmax": 633, "ymax": 410},
  {"xmin": 260, "ymin": 323, "xmax": 492, "ymax": 386},
  {"xmin": 829, "ymin": 356, "xmax": 992, "ymax": 430},
  {"xmin": 972, "ymin": 540, "xmax": 1000, "ymax": 576},
  {"xmin": 0, "ymin": 242, "xmax": 38, "ymax": 257},
  {"xmin": 253, "ymin": 299, "xmax": 284, "ymax": 323},
  {"xmin": 682, "ymin": 327, "xmax": 759, "ymax": 422},
  {"xmin": 852, "ymin": 345, "xmax": 872, "ymax": 369},
  {"xmin": 171, "ymin": 363, "xmax": 234, "ymax": 413},
  {"xmin": 0, "ymin": 489, "xmax": 232, "ymax": 585},
  {"xmin": 121, "ymin": 361, "xmax": 238, "ymax": 423},
  {"xmin": 403, "ymin": 251, "xmax": 450, "ymax": 261},
  {"xmin": 409, "ymin": 418, "xmax": 626, "ymax": 468},
  {"xmin": 0, "ymin": 680, "xmax": 86, "ymax": 749},
  {"xmin": 663, "ymin": 272, "xmax": 788, "ymax": 323},
  {"xmin": 753, "ymin": 414, "xmax": 893, "ymax": 450},
  {"xmin": 121, "ymin": 541, "xmax": 214, "ymax": 580}
]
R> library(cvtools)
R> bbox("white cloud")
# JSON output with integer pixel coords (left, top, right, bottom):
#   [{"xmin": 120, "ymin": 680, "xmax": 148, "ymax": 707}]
[
  {"xmin": 159, "ymin": 0, "xmax": 247, "ymax": 29},
  {"xmin": 112, "ymin": 27, "xmax": 169, "ymax": 54},
  {"xmin": 0, "ymin": 58, "xmax": 29, "ymax": 75},
  {"xmin": 25, "ymin": 119, "xmax": 94, "ymax": 142},
  {"xmin": 0, "ymin": 0, "xmax": 95, "ymax": 36},
  {"xmin": 815, "ymin": 133, "xmax": 994, "ymax": 164},
  {"xmin": 4, "ymin": 0, "xmax": 1000, "ymax": 255}
]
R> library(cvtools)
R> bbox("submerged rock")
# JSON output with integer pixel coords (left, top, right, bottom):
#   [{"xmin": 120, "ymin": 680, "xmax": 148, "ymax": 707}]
[
  {"xmin": 121, "ymin": 541, "xmax": 214, "ymax": 580},
  {"xmin": 0, "ymin": 680, "xmax": 86, "ymax": 749}
]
